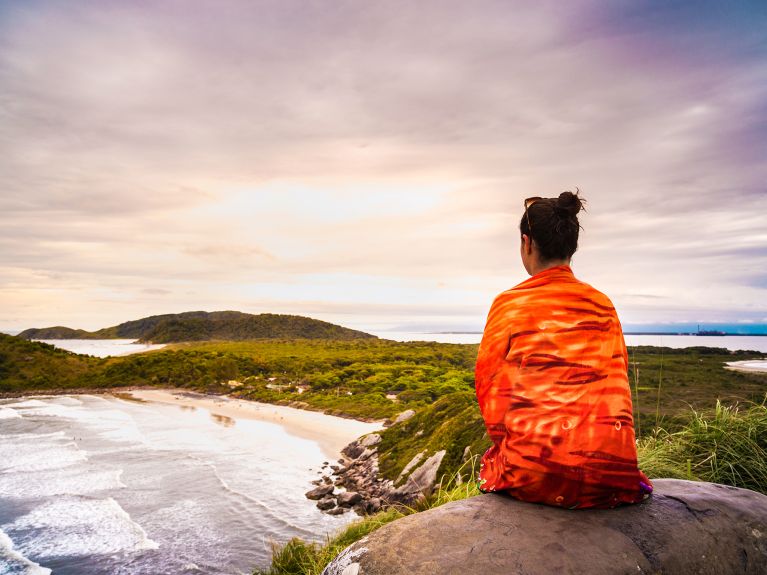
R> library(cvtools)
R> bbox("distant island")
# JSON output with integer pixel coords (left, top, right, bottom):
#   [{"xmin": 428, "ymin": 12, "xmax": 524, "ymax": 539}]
[{"xmin": 17, "ymin": 311, "xmax": 377, "ymax": 343}]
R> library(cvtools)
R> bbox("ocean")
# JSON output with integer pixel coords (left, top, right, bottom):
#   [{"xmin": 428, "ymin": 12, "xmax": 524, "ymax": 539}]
[
  {"xmin": 0, "ymin": 394, "xmax": 375, "ymax": 574},
  {"xmin": 375, "ymin": 332, "xmax": 767, "ymax": 354}
]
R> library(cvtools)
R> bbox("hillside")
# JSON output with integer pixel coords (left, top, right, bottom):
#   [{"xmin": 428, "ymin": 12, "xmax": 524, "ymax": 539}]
[
  {"xmin": 17, "ymin": 311, "xmax": 376, "ymax": 343},
  {"xmin": 0, "ymin": 333, "xmax": 97, "ymax": 392}
]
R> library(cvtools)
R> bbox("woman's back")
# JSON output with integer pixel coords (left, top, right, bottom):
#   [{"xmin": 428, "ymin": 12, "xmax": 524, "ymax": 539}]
[{"xmin": 475, "ymin": 191, "xmax": 651, "ymax": 509}]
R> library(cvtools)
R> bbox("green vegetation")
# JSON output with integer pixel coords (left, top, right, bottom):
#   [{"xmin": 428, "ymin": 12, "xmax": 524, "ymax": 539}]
[
  {"xmin": 0, "ymin": 335, "xmax": 94, "ymax": 390},
  {"xmin": 17, "ymin": 311, "xmax": 376, "ymax": 343},
  {"xmin": 637, "ymin": 400, "xmax": 767, "ymax": 493}
]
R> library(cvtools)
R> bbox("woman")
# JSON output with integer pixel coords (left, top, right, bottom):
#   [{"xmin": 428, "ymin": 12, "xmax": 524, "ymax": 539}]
[{"xmin": 475, "ymin": 190, "xmax": 652, "ymax": 509}]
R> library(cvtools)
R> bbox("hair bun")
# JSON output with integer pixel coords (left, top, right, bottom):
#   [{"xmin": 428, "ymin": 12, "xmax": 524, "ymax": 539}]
[{"xmin": 555, "ymin": 189, "xmax": 584, "ymax": 218}]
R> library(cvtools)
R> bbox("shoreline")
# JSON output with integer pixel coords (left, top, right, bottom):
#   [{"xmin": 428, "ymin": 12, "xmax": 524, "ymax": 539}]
[
  {"xmin": 1, "ymin": 387, "xmax": 384, "ymax": 460},
  {"xmin": 125, "ymin": 389, "xmax": 383, "ymax": 459},
  {"xmin": 724, "ymin": 360, "xmax": 767, "ymax": 373}
]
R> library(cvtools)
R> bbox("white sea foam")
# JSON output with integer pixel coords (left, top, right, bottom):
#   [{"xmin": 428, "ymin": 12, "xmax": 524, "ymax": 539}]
[
  {"xmin": 0, "ymin": 467, "xmax": 124, "ymax": 499},
  {"xmin": 0, "ymin": 528, "xmax": 52, "ymax": 575},
  {"xmin": 4, "ymin": 399, "xmax": 48, "ymax": 409},
  {"xmin": 9, "ymin": 397, "xmax": 148, "ymax": 445},
  {"xmin": 49, "ymin": 396, "xmax": 84, "ymax": 406},
  {"xmin": 6, "ymin": 496, "xmax": 159, "ymax": 558},
  {"xmin": 0, "ymin": 407, "xmax": 21, "ymax": 419},
  {"xmin": 0, "ymin": 434, "xmax": 86, "ymax": 473}
]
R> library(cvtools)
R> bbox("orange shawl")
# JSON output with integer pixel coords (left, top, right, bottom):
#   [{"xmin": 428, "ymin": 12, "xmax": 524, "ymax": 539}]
[{"xmin": 475, "ymin": 265, "xmax": 651, "ymax": 508}]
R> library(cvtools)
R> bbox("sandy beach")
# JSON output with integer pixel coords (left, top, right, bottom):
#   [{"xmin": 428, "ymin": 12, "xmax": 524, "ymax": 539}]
[
  {"xmin": 724, "ymin": 360, "xmax": 767, "ymax": 373},
  {"xmin": 125, "ymin": 389, "xmax": 383, "ymax": 458}
]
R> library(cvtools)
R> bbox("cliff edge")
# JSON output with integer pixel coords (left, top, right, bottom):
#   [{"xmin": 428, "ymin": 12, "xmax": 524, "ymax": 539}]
[{"xmin": 322, "ymin": 479, "xmax": 767, "ymax": 575}]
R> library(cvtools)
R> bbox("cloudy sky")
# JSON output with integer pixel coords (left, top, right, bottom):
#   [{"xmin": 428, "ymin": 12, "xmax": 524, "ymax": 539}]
[{"xmin": 1, "ymin": 0, "xmax": 766, "ymax": 334}]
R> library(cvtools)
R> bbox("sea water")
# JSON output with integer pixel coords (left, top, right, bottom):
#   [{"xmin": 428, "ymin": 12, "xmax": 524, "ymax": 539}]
[
  {"xmin": 376, "ymin": 331, "xmax": 767, "ymax": 353},
  {"xmin": 32, "ymin": 340, "xmax": 166, "ymax": 358},
  {"xmin": 0, "ymin": 395, "xmax": 367, "ymax": 574}
]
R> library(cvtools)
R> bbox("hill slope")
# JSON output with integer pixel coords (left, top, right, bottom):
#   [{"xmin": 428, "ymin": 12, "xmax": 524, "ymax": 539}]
[
  {"xmin": 0, "ymin": 333, "xmax": 96, "ymax": 392},
  {"xmin": 17, "ymin": 311, "xmax": 376, "ymax": 343}
]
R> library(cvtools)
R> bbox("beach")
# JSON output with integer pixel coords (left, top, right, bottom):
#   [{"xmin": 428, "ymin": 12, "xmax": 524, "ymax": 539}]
[
  {"xmin": 1, "ymin": 392, "xmax": 380, "ymax": 573},
  {"xmin": 724, "ymin": 360, "xmax": 767, "ymax": 373},
  {"xmin": 127, "ymin": 389, "xmax": 382, "ymax": 459}
]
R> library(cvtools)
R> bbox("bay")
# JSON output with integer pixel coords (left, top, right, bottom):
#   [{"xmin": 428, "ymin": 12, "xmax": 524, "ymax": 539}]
[{"xmin": 0, "ymin": 394, "xmax": 379, "ymax": 574}]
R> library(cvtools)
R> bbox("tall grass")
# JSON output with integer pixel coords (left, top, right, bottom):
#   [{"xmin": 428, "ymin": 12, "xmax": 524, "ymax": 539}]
[{"xmin": 638, "ymin": 398, "xmax": 767, "ymax": 493}]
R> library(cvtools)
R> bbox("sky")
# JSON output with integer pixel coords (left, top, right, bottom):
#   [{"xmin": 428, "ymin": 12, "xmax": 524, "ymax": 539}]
[{"xmin": 1, "ymin": 0, "xmax": 766, "ymax": 334}]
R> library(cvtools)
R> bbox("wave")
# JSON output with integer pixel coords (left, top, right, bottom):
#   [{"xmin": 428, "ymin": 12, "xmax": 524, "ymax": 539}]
[
  {"xmin": 187, "ymin": 455, "xmax": 317, "ymax": 538},
  {"xmin": 0, "ymin": 467, "xmax": 125, "ymax": 499},
  {"xmin": 3, "ymin": 399, "xmax": 49, "ymax": 409},
  {"xmin": 0, "ymin": 407, "xmax": 22, "ymax": 420},
  {"xmin": 0, "ymin": 528, "xmax": 52, "ymax": 575},
  {"xmin": 0, "ymin": 443, "xmax": 87, "ymax": 474},
  {"xmin": 5, "ymin": 496, "xmax": 159, "ymax": 559}
]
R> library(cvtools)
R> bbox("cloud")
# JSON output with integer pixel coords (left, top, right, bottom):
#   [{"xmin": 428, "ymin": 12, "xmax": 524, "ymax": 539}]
[{"xmin": 0, "ymin": 1, "xmax": 765, "ymax": 331}]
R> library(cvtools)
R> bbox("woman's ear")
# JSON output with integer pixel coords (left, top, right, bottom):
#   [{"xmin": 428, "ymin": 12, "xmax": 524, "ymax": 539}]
[{"xmin": 521, "ymin": 234, "xmax": 533, "ymax": 254}]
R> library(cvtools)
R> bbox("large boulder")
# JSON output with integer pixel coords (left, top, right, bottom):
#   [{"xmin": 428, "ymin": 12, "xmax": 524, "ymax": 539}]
[
  {"xmin": 322, "ymin": 479, "xmax": 767, "ymax": 575},
  {"xmin": 392, "ymin": 450, "xmax": 446, "ymax": 501},
  {"xmin": 305, "ymin": 484, "xmax": 334, "ymax": 500}
]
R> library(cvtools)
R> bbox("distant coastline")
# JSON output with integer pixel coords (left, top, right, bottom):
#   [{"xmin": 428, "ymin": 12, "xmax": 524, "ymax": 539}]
[{"xmin": 429, "ymin": 331, "xmax": 767, "ymax": 336}]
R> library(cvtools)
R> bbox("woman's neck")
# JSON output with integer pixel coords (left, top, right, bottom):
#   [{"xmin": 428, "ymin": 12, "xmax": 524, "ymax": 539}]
[{"xmin": 528, "ymin": 258, "xmax": 570, "ymax": 276}]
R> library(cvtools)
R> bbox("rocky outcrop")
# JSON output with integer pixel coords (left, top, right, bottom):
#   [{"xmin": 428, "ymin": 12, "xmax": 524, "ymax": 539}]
[
  {"xmin": 391, "ymin": 409, "xmax": 415, "ymax": 425},
  {"xmin": 322, "ymin": 479, "xmax": 767, "ymax": 575},
  {"xmin": 307, "ymin": 433, "xmax": 448, "ymax": 516},
  {"xmin": 392, "ymin": 450, "xmax": 445, "ymax": 500}
]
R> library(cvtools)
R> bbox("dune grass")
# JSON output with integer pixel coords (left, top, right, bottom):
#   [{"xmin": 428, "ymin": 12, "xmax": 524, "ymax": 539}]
[{"xmin": 637, "ymin": 398, "xmax": 767, "ymax": 492}]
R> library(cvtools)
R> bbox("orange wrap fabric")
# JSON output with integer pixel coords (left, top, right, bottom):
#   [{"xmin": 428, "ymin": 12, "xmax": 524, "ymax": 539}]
[{"xmin": 475, "ymin": 265, "xmax": 651, "ymax": 509}]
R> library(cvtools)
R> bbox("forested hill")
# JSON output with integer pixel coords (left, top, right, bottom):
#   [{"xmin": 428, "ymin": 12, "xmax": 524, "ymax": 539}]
[{"xmin": 17, "ymin": 311, "xmax": 376, "ymax": 343}]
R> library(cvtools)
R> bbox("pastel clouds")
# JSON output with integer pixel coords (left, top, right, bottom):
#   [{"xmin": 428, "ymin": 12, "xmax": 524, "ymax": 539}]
[{"xmin": 1, "ymin": 1, "xmax": 765, "ymax": 332}]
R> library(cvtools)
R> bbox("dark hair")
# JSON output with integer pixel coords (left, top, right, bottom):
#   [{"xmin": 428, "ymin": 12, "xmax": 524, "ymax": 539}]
[{"xmin": 519, "ymin": 189, "xmax": 585, "ymax": 261}]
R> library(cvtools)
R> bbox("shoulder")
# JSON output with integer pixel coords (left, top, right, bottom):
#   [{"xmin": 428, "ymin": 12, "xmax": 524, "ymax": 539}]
[{"xmin": 571, "ymin": 278, "xmax": 619, "ymax": 314}]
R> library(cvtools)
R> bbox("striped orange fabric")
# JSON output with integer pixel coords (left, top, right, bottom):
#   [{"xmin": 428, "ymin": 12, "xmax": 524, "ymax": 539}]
[{"xmin": 475, "ymin": 265, "xmax": 652, "ymax": 509}]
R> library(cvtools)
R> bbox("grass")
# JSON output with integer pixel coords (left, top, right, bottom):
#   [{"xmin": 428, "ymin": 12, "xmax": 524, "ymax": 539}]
[{"xmin": 637, "ymin": 398, "xmax": 767, "ymax": 492}]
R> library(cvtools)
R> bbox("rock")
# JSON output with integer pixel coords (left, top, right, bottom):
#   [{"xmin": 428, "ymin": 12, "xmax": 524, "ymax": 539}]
[
  {"xmin": 395, "ymin": 451, "xmax": 425, "ymax": 483},
  {"xmin": 317, "ymin": 496, "xmax": 336, "ymax": 511},
  {"xmin": 392, "ymin": 409, "xmax": 415, "ymax": 425},
  {"xmin": 357, "ymin": 448, "xmax": 375, "ymax": 461},
  {"xmin": 337, "ymin": 491, "xmax": 363, "ymax": 507},
  {"xmin": 322, "ymin": 479, "xmax": 767, "ymax": 575},
  {"xmin": 305, "ymin": 484, "xmax": 334, "ymax": 500},
  {"xmin": 368, "ymin": 497, "xmax": 382, "ymax": 512},
  {"xmin": 360, "ymin": 433, "xmax": 382, "ymax": 447},
  {"xmin": 342, "ymin": 441, "xmax": 366, "ymax": 459},
  {"xmin": 326, "ymin": 506, "xmax": 347, "ymax": 516},
  {"xmin": 393, "ymin": 450, "xmax": 446, "ymax": 500}
]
